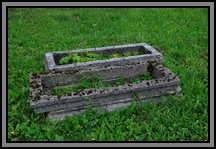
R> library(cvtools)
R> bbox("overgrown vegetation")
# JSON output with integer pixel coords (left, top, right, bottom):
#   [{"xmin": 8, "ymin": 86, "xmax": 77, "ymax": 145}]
[
  {"xmin": 8, "ymin": 8, "xmax": 208, "ymax": 141},
  {"xmin": 59, "ymin": 51, "xmax": 142, "ymax": 65},
  {"xmin": 52, "ymin": 72, "xmax": 153, "ymax": 95}
]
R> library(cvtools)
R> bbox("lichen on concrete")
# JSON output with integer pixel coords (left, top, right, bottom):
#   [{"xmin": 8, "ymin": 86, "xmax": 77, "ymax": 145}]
[{"xmin": 30, "ymin": 60, "xmax": 181, "ymax": 120}]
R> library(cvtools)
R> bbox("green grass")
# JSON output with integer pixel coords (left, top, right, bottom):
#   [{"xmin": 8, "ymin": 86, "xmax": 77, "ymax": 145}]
[
  {"xmin": 59, "ymin": 51, "xmax": 142, "ymax": 65},
  {"xmin": 52, "ymin": 72, "xmax": 153, "ymax": 95},
  {"xmin": 8, "ymin": 8, "xmax": 208, "ymax": 141}
]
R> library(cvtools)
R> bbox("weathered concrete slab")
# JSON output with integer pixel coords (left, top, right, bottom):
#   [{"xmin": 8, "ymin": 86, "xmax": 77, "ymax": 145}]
[
  {"xmin": 30, "ymin": 61, "xmax": 181, "ymax": 120},
  {"xmin": 44, "ymin": 43, "xmax": 162, "ymax": 71},
  {"xmin": 47, "ymin": 87, "xmax": 182, "ymax": 121}
]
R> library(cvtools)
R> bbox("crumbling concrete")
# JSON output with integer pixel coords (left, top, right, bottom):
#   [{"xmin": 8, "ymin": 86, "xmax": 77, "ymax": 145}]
[
  {"xmin": 47, "ymin": 90, "xmax": 182, "ymax": 121},
  {"xmin": 30, "ymin": 61, "xmax": 181, "ymax": 120},
  {"xmin": 44, "ymin": 43, "xmax": 163, "ymax": 72}
]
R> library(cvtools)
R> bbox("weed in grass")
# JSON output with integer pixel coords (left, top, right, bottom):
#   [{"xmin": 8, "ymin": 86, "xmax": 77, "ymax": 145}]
[
  {"xmin": 129, "ymin": 72, "xmax": 153, "ymax": 83},
  {"xmin": 51, "ymin": 72, "xmax": 154, "ymax": 95},
  {"xmin": 59, "ymin": 50, "xmax": 143, "ymax": 65},
  {"xmin": 52, "ymin": 75, "xmax": 107, "ymax": 95}
]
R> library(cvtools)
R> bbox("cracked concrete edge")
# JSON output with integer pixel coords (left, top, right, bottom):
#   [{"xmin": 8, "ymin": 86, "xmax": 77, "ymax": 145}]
[
  {"xmin": 47, "ymin": 87, "xmax": 182, "ymax": 121},
  {"xmin": 32, "ymin": 84, "xmax": 180, "ymax": 113}
]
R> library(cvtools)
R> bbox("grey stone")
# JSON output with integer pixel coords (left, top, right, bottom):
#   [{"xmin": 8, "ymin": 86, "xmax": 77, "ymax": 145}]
[
  {"xmin": 44, "ymin": 43, "xmax": 162, "ymax": 71},
  {"xmin": 30, "ymin": 61, "xmax": 181, "ymax": 120},
  {"xmin": 47, "ymin": 88, "xmax": 182, "ymax": 121}
]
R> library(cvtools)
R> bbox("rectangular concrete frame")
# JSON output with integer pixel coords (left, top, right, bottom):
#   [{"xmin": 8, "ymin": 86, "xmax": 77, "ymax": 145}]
[
  {"xmin": 30, "ymin": 61, "xmax": 181, "ymax": 120},
  {"xmin": 44, "ymin": 43, "xmax": 163, "ymax": 72}
]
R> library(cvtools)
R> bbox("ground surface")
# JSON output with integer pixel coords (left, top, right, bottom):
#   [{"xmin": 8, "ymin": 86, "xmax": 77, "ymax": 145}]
[{"xmin": 8, "ymin": 8, "xmax": 208, "ymax": 141}]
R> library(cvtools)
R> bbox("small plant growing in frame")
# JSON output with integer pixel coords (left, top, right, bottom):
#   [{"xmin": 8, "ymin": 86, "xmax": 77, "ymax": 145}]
[
  {"xmin": 51, "ymin": 72, "xmax": 154, "ymax": 96},
  {"xmin": 58, "ymin": 50, "xmax": 145, "ymax": 65}
]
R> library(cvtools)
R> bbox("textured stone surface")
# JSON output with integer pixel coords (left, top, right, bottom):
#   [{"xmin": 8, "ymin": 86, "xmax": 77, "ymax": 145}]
[
  {"xmin": 30, "ymin": 61, "xmax": 181, "ymax": 120},
  {"xmin": 47, "ymin": 88, "xmax": 182, "ymax": 121},
  {"xmin": 44, "ymin": 43, "xmax": 162, "ymax": 71}
]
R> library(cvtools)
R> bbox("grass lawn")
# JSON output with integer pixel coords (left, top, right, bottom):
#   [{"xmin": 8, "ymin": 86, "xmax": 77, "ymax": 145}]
[{"xmin": 8, "ymin": 8, "xmax": 208, "ymax": 141}]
